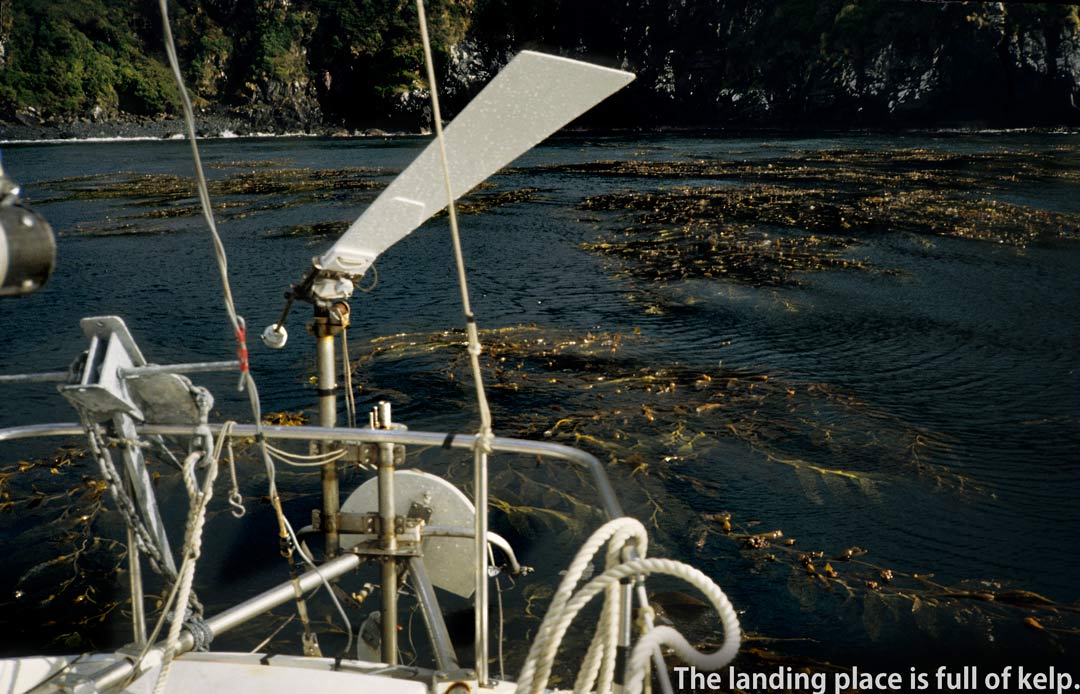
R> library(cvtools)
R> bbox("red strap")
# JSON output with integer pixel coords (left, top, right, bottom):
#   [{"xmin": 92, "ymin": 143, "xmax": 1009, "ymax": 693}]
[{"xmin": 235, "ymin": 324, "xmax": 250, "ymax": 374}]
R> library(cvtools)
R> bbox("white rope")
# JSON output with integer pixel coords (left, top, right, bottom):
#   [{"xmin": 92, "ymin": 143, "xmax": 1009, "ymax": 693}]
[
  {"xmin": 574, "ymin": 523, "xmax": 642, "ymax": 694},
  {"xmin": 515, "ymin": 519, "xmax": 741, "ymax": 694},
  {"xmin": 622, "ymin": 560, "xmax": 740, "ymax": 694},
  {"xmin": 516, "ymin": 518, "xmax": 647, "ymax": 694},
  {"xmin": 152, "ymin": 422, "xmax": 229, "ymax": 694}
]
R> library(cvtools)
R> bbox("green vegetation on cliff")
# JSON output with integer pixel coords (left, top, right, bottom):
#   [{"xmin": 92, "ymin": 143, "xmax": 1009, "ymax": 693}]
[
  {"xmin": 1, "ymin": 1, "xmax": 1079, "ymax": 130},
  {"xmin": 0, "ymin": 0, "xmax": 179, "ymax": 118}
]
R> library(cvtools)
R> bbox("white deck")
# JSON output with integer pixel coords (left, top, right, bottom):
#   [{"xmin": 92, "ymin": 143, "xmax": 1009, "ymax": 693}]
[{"xmin": 1, "ymin": 652, "xmax": 518, "ymax": 694}]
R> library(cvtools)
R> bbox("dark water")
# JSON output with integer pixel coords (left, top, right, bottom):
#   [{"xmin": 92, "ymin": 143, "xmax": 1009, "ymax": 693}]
[{"xmin": 0, "ymin": 132, "xmax": 1078, "ymax": 673}]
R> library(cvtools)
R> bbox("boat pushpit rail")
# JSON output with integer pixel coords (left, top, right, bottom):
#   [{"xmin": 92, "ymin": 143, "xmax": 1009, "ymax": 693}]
[{"xmin": 0, "ymin": 422, "xmax": 626, "ymax": 520}]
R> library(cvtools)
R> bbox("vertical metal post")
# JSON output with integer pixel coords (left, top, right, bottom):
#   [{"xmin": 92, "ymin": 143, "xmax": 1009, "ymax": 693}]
[
  {"xmin": 377, "ymin": 401, "xmax": 398, "ymax": 665},
  {"xmin": 127, "ymin": 526, "xmax": 147, "ymax": 648},
  {"xmin": 474, "ymin": 448, "xmax": 489, "ymax": 686},
  {"xmin": 312, "ymin": 304, "xmax": 346, "ymax": 559},
  {"xmin": 316, "ymin": 331, "xmax": 339, "ymax": 557},
  {"xmin": 616, "ymin": 580, "xmax": 632, "ymax": 694}
]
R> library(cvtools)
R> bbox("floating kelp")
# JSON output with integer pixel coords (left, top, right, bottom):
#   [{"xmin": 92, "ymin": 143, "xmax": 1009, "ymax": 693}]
[
  {"xmin": 206, "ymin": 160, "xmax": 294, "ymax": 170},
  {"xmin": 37, "ymin": 170, "xmax": 536, "ymax": 238},
  {"xmin": 557, "ymin": 148, "xmax": 1080, "ymax": 288},
  {"xmin": 34, "ymin": 167, "xmax": 389, "ymax": 237},
  {"xmin": 0, "ymin": 432, "xmax": 317, "ymax": 651},
  {"xmin": 210, "ymin": 167, "xmax": 384, "ymax": 197},
  {"xmin": 451, "ymin": 187, "xmax": 541, "ymax": 215},
  {"xmin": 698, "ymin": 510, "xmax": 1080, "ymax": 656},
  {"xmin": 539, "ymin": 147, "xmax": 1080, "ymax": 189},
  {"xmin": 262, "ymin": 187, "xmax": 543, "ymax": 240},
  {"xmin": 65, "ymin": 201, "xmax": 239, "ymax": 237},
  {"xmin": 352, "ymin": 325, "xmax": 974, "ymax": 508},
  {"xmin": 33, "ymin": 172, "xmax": 194, "ymax": 206},
  {"xmin": 579, "ymin": 182, "xmax": 1080, "ymax": 286},
  {"xmin": 66, "ymin": 221, "xmax": 169, "ymax": 237},
  {"xmin": 584, "ymin": 184, "xmax": 1080, "ymax": 246},
  {"xmin": 345, "ymin": 324, "xmax": 1033, "ymax": 671},
  {"xmin": 0, "ymin": 445, "xmax": 127, "ymax": 650},
  {"xmin": 262, "ymin": 220, "xmax": 351, "ymax": 240},
  {"xmin": 584, "ymin": 219, "xmax": 868, "ymax": 286},
  {"xmin": 34, "ymin": 166, "xmax": 390, "ymax": 204},
  {"xmin": 791, "ymin": 147, "xmax": 1080, "ymax": 187},
  {"xmin": 262, "ymin": 411, "xmax": 309, "ymax": 426}
]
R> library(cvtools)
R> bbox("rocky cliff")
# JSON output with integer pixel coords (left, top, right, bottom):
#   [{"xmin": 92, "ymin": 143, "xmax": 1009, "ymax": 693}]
[{"xmin": 2, "ymin": 0, "xmax": 1079, "ymax": 136}]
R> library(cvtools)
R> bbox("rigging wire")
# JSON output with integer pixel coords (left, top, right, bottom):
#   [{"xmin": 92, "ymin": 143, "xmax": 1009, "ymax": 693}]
[
  {"xmin": 249, "ymin": 614, "xmax": 297, "ymax": 655},
  {"xmin": 264, "ymin": 441, "xmax": 348, "ymax": 464},
  {"xmin": 414, "ymin": 0, "xmax": 496, "ymax": 682},
  {"xmin": 413, "ymin": 2, "xmax": 494, "ymax": 445},
  {"xmin": 156, "ymin": 0, "xmax": 354, "ymax": 660},
  {"xmin": 342, "ymin": 327, "xmax": 358, "ymax": 430}
]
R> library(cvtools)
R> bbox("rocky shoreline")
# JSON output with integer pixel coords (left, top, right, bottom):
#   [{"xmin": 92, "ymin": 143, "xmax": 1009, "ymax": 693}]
[
  {"xmin": 3, "ymin": 95, "xmax": 1079, "ymax": 144},
  {"xmin": 0, "ymin": 108, "xmax": 406, "ymax": 143}
]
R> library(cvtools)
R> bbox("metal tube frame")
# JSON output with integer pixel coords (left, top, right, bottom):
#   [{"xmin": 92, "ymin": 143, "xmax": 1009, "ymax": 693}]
[
  {"xmin": 422, "ymin": 527, "xmax": 523, "ymax": 576},
  {"xmin": 377, "ymin": 439, "xmax": 398, "ymax": 665},
  {"xmin": 407, "ymin": 557, "xmax": 458, "ymax": 672},
  {"xmin": 90, "ymin": 553, "xmax": 362, "ymax": 691},
  {"xmin": 126, "ymin": 525, "xmax": 147, "ymax": 648},
  {"xmin": 315, "ymin": 329, "xmax": 340, "ymax": 558},
  {"xmin": 474, "ymin": 447, "xmax": 489, "ymax": 685},
  {"xmin": 3, "ymin": 421, "xmax": 677, "ymax": 691},
  {"xmin": 0, "ymin": 423, "xmax": 630, "ymax": 520},
  {"xmin": 0, "ymin": 360, "xmax": 240, "ymax": 385}
]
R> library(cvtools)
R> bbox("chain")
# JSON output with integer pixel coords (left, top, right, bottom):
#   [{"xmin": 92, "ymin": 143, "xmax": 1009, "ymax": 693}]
[{"xmin": 79, "ymin": 414, "xmax": 177, "ymax": 580}]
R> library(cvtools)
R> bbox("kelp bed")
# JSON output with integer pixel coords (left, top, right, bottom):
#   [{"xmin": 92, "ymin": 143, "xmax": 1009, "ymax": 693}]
[
  {"xmin": 561, "ymin": 148, "xmax": 1080, "ymax": 287},
  {"xmin": 1, "ymin": 324, "xmax": 1076, "ymax": 665},
  {"xmin": 0, "ymin": 446, "xmax": 127, "ymax": 650},
  {"xmin": 354, "ymin": 325, "xmax": 969, "ymax": 496},
  {"xmin": 264, "ymin": 185, "xmax": 542, "ymax": 240},
  {"xmin": 30, "ymin": 163, "xmax": 542, "ymax": 239},
  {"xmin": 345, "ymin": 324, "xmax": 1080, "ymax": 669},
  {"xmin": 0, "ymin": 408, "xmax": 315, "ymax": 652},
  {"xmin": 7, "ymin": 143, "xmax": 1080, "ymax": 667}
]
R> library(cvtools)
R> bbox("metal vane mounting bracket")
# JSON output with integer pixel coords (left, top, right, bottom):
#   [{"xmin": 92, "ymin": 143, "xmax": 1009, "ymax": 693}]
[
  {"xmin": 60, "ymin": 316, "xmax": 147, "ymax": 421},
  {"xmin": 58, "ymin": 316, "xmax": 212, "ymax": 426}
]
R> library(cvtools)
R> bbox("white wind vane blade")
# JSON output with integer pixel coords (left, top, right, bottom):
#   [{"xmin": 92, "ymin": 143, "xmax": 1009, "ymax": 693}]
[{"xmin": 318, "ymin": 51, "xmax": 634, "ymax": 276}]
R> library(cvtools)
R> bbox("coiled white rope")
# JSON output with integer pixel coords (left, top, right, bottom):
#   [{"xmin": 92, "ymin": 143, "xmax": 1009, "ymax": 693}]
[
  {"xmin": 574, "ymin": 523, "xmax": 644, "ymax": 694},
  {"xmin": 517, "ymin": 518, "xmax": 647, "ymax": 694},
  {"xmin": 515, "ymin": 518, "xmax": 741, "ymax": 694}
]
